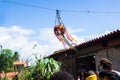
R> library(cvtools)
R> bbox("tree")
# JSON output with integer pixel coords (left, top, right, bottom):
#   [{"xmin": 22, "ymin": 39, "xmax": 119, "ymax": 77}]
[
  {"xmin": 0, "ymin": 49, "xmax": 20, "ymax": 72},
  {"xmin": 0, "ymin": 49, "xmax": 14, "ymax": 79},
  {"xmin": 13, "ymin": 51, "xmax": 20, "ymax": 61},
  {"xmin": 0, "ymin": 49, "xmax": 20, "ymax": 79},
  {"xmin": 0, "ymin": 49, "xmax": 14, "ymax": 72},
  {"xmin": 19, "ymin": 57, "xmax": 61, "ymax": 80},
  {"xmin": 36, "ymin": 58, "xmax": 60, "ymax": 80}
]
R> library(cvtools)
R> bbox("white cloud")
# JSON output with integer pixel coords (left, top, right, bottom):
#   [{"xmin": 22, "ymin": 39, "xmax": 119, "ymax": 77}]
[
  {"xmin": 0, "ymin": 26, "xmax": 87, "ymax": 62},
  {"xmin": 104, "ymin": 30, "xmax": 110, "ymax": 34},
  {"xmin": 0, "ymin": 26, "xmax": 36, "ymax": 60},
  {"xmin": 69, "ymin": 28, "xmax": 85, "ymax": 33}
]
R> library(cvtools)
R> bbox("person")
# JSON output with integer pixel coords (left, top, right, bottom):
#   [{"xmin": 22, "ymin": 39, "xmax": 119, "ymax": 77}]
[
  {"xmin": 77, "ymin": 65, "xmax": 87, "ymax": 80},
  {"xmin": 77, "ymin": 69, "xmax": 86, "ymax": 80},
  {"xmin": 49, "ymin": 71, "xmax": 74, "ymax": 80},
  {"xmin": 85, "ymin": 70, "xmax": 97, "ymax": 80},
  {"xmin": 99, "ymin": 70, "xmax": 120, "ymax": 80},
  {"xmin": 98, "ymin": 58, "xmax": 120, "ymax": 76}
]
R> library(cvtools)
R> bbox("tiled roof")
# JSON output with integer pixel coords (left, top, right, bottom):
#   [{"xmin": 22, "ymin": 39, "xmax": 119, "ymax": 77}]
[
  {"xmin": 13, "ymin": 61, "xmax": 26, "ymax": 65},
  {"xmin": 77, "ymin": 29, "xmax": 120, "ymax": 48},
  {"xmin": 50, "ymin": 29, "xmax": 120, "ymax": 56},
  {"xmin": 0, "ymin": 72, "xmax": 18, "ymax": 79}
]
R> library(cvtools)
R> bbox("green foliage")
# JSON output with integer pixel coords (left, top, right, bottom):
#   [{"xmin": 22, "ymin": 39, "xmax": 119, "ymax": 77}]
[
  {"xmin": 20, "ymin": 65, "xmax": 36, "ymax": 80},
  {"xmin": 20, "ymin": 57, "xmax": 60, "ymax": 80},
  {"xmin": 0, "ymin": 49, "xmax": 20, "ymax": 73},
  {"xmin": 13, "ymin": 51, "xmax": 20, "ymax": 61},
  {"xmin": 37, "ymin": 58, "xmax": 60, "ymax": 79},
  {"xmin": 0, "ymin": 49, "xmax": 14, "ymax": 72}
]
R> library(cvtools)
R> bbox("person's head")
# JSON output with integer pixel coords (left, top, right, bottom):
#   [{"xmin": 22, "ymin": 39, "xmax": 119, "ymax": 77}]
[
  {"xmin": 99, "ymin": 70, "xmax": 119, "ymax": 80},
  {"xmin": 49, "ymin": 71, "xmax": 74, "ymax": 80},
  {"xmin": 99, "ymin": 58, "xmax": 112, "ymax": 70},
  {"xmin": 86, "ymin": 70, "xmax": 97, "ymax": 80},
  {"xmin": 87, "ymin": 70, "xmax": 96, "ymax": 76}
]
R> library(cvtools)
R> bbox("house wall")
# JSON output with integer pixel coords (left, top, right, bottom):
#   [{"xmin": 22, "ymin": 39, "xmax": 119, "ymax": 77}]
[
  {"xmin": 95, "ymin": 47, "xmax": 120, "ymax": 71},
  {"xmin": 61, "ymin": 58, "xmax": 76, "ymax": 77},
  {"xmin": 54, "ymin": 53, "xmax": 77, "ymax": 78}
]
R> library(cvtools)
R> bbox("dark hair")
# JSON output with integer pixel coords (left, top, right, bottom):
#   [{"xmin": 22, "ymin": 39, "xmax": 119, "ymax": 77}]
[
  {"xmin": 102, "ymin": 62, "xmax": 112, "ymax": 70},
  {"xmin": 100, "ymin": 58, "xmax": 112, "ymax": 64},
  {"xmin": 99, "ymin": 58, "xmax": 112, "ymax": 70},
  {"xmin": 49, "ymin": 71, "xmax": 74, "ymax": 80},
  {"xmin": 99, "ymin": 70, "xmax": 120, "ymax": 80}
]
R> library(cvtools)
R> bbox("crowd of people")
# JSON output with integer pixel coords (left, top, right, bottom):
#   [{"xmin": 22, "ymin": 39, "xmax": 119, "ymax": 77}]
[{"xmin": 49, "ymin": 58, "xmax": 120, "ymax": 80}]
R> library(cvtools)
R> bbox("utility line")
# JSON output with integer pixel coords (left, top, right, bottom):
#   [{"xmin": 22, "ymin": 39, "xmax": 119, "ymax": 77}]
[
  {"xmin": 1, "ymin": 0, "xmax": 120, "ymax": 14},
  {"xmin": 1, "ymin": 0, "xmax": 56, "ymax": 11}
]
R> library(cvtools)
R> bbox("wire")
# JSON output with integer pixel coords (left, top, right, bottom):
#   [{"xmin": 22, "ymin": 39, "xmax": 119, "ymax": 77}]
[
  {"xmin": 1, "ymin": 0, "xmax": 120, "ymax": 14},
  {"xmin": 1, "ymin": 0, "xmax": 56, "ymax": 11},
  {"xmin": 61, "ymin": 9, "xmax": 120, "ymax": 14}
]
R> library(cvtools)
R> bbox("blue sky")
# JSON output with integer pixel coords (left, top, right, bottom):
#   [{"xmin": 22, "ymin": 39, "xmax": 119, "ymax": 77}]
[{"xmin": 0, "ymin": 0, "xmax": 120, "ymax": 62}]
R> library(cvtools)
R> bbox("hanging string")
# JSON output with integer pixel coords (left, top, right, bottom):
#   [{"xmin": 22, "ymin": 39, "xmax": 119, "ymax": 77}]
[
  {"xmin": 55, "ymin": 10, "xmax": 64, "ymax": 25},
  {"xmin": 2, "ymin": 0, "xmax": 120, "ymax": 14}
]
